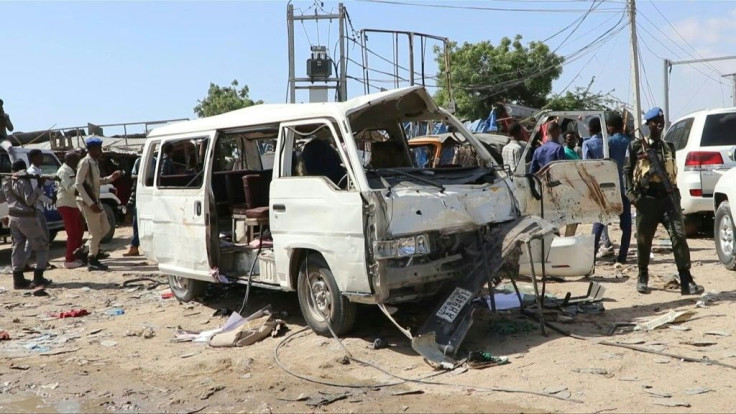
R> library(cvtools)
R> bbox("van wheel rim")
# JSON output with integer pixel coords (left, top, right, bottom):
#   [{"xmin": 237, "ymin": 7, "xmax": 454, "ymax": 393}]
[
  {"xmin": 307, "ymin": 272, "xmax": 332, "ymax": 319},
  {"xmin": 720, "ymin": 214, "xmax": 734, "ymax": 256},
  {"xmin": 172, "ymin": 276, "xmax": 188, "ymax": 291}
]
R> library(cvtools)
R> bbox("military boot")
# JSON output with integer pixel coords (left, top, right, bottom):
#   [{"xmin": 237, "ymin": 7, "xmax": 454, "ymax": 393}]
[
  {"xmin": 13, "ymin": 271, "xmax": 32, "ymax": 290},
  {"xmin": 636, "ymin": 270, "xmax": 650, "ymax": 294},
  {"xmin": 32, "ymin": 269, "xmax": 52, "ymax": 287},
  {"xmin": 679, "ymin": 272, "xmax": 704, "ymax": 296}
]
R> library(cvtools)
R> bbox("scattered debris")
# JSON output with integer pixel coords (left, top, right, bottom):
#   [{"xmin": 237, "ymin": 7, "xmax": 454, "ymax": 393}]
[
  {"xmin": 696, "ymin": 292, "xmax": 718, "ymax": 308},
  {"xmin": 10, "ymin": 364, "xmax": 30, "ymax": 370},
  {"xmin": 209, "ymin": 307, "xmax": 285, "ymax": 348},
  {"xmin": 41, "ymin": 382, "xmax": 59, "ymax": 390},
  {"xmin": 619, "ymin": 377, "xmax": 638, "ymax": 382},
  {"xmin": 635, "ymin": 310, "xmax": 696, "ymax": 331},
  {"xmin": 668, "ymin": 325, "xmax": 691, "ymax": 332},
  {"xmin": 617, "ymin": 338, "xmax": 646, "ymax": 345},
  {"xmin": 652, "ymin": 399, "xmax": 690, "ymax": 408},
  {"xmin": 277, "ymin": 393, "xmax": 309, "ymax": 402},
  {"xmin": 644, "ymin": 389, "xmax": 671, "ymax": 398},
  {"xmin": 680, "ymin": 341, "xmax": 717, "ymax": 347},
  {"xmin": 106, "ymin": 309, "xmax": 125, "ymax": 316},
  {"xmin": 88, "ymin": 329, "xmax": 104, "ymax": 335},
  {"xmin": 180, "ymin": 352, "xmax": 198, "ymax": 359},
  {"xmin": 0, "ymin": 331, "xmax": 10, "ymax": 340},
  {"xmin": 161, "ymin": 289, "xmax": 174, "ymax": 299},
  {"xmin": 661, "ymin": 274, "xmax": 680, "ymax": 290},
  {"xmin": 199, "ymin": 385, "xmax": 225, "ymax": 400},
  {"xmin": 704, "ymin": 331, "xmax": 730, "ymax": 337},
  {"xmin": 212, "ymin": 308, "xmax": 233, "ymax": 317},
  {"xmin": 684, "ymin": 387, "xmax": 711, "ymax": 395},
  {"xmin": 572, "ymin": 367, "xmax": 611, "ymax": 377},
  {"xmin": 306, "ymin": 392, "xmax": 350, "ymax": 407},
  {"xmin": 653, "ymin": 358, "xmax": 670, "ymax": 364},
  {"xmin": 40, "ymin": 348, "xmax": 80, "ymax": 356},
  {"xmin": 100, "ymin": 340, "xmax": 117, "ymax": 347},
  {"xmin": 371, "ymin": 337, "xmax": 388, "ymax": 350},
  {"xmin": 54, "ymin": 309, "xmax": 90, "ymax": 319},
  {"xmin": 466, "ymin": 352, "xmax": 510, "ymax": 369},
  {"xmin": 392, "ymin": 390, "xmax": 424, "ymax": 396},
  {"xmin": 125, "ymin": 327, "xmax": 155, "ymax": 339}
]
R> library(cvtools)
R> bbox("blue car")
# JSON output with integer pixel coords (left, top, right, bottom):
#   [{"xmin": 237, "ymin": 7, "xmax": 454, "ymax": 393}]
[{"xmin": 1, "ymin": 142, "xmax": 65, "ymax": 241}]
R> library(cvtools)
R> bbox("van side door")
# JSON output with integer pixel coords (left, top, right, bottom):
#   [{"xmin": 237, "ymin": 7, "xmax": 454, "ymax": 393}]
[{"xmin": 137, "ymin": 134, "xmax": 213, "ymax": 280}]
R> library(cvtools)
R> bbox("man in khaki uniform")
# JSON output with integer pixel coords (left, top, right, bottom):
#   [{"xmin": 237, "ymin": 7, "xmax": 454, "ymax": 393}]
[
  {"xmin": 0, "ymin": 160, "xmax": 52, "ymax": 288},
  {"xmin": 75, "ymin": 137, "xmax": 120, "ymax": 271}
]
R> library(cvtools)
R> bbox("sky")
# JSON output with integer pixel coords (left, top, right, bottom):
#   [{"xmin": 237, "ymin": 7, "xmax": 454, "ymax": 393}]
[{"xmin": 2, "ymin": 0, "xmax": 736, "ymax": 134}]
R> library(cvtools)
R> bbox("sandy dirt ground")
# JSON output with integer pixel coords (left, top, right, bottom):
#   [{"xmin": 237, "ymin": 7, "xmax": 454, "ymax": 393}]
[{"xmin": 1, "ymin": 222, "xmax": 736, "ymax": 413}]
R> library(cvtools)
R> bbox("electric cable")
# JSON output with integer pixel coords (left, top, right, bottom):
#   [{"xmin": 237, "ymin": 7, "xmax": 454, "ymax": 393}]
[{"xmin": 355, "ymin": 0, "xmax": 622, "ymax": 13}]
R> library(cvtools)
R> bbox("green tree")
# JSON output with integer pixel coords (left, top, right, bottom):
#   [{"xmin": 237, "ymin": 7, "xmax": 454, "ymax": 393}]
[
  {"xmin": 435, "ymin": 35, "xmax": 564, "ymax": 120},
  {"xmin": 193, "ymin": 80, "xmax": 262, "ymax": 117},
  {"xmin": 545, "ymin": 77, "xmax": 618, "ymax": 111}
]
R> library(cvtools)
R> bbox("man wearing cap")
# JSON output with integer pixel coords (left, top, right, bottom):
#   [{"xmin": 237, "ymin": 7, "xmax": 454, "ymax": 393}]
[
  {"xmin": 75, "ymin": 137, "xmax": 121, "ymax": 271},
  {"xmin": 0, "ymin": 160, "xmax": 52, "ymax": 289},
  {"xmin": 624, "ymin": 107, "xmax": 703, "ymax": 295}
]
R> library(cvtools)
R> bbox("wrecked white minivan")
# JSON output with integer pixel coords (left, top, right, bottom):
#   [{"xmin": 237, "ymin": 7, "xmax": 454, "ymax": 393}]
[{"xmin": 137, "ymin": 87, "xmax": 622, "ymax": 364}]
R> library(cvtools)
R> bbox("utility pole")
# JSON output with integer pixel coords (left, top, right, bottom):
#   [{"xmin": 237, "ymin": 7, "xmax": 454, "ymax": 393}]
[
  {"xmin": 286, "ymin": 3, "xmax": 348, "ymax": 103},
  {"xmin": 722, "ymin": 73, "xmax": 736, "ymax": 107},
  {"xmin": 662, "ymin": 55, "xmax": 736, "ymax": 126},
  {"xmin": 628, "ymin": 0, "xmax": 643, "ymax": 139}
]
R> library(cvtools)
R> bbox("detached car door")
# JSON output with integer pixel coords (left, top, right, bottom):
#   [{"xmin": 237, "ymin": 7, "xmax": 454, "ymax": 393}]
[{"xmin": 516, "ymin": 159, "xmax": 623, "ymax": 227}]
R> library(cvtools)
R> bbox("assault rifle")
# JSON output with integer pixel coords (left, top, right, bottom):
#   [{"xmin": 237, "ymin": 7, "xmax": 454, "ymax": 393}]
[
  {"xmin": 0, "ymin": 172, "xmax": 61, "ymax": 182},
  {"xmin": 638, "ymin": 135, "xmax": 681, "ymax": 213}
]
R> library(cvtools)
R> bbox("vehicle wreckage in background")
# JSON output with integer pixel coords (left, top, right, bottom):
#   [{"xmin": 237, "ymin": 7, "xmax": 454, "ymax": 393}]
[{"xmin": 137, "ymin": 87, "xmax": 622, "ymax": 367}]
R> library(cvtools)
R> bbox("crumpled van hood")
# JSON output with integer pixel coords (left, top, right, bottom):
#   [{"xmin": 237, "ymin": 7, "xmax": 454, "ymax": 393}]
[{"xmin": 380, "ymin": 180, "xmax": 518, "ymax": 236}]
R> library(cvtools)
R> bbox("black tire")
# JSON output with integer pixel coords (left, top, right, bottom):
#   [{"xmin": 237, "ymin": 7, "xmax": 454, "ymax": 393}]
[
  {"xmin": 683, "ymin": 214, "xmax": 700, "ymax": 238},
  {"xmin": 167, "ymin": 275, "xmax": 208, "ymax": 302},
  {"xmin": 297, "ymin": 254, "xmax": 356, "ymax": 336},
  {"xmin": 715, "ymin": 201, "xmax": 736, "ymax": 270},
  {"xmin": 48, "ymin": 230, "xmax": 58, "ymax": 243},
  {"xmin": 101, "ymin": 203, "xmax": 116, "ymax": 243}
]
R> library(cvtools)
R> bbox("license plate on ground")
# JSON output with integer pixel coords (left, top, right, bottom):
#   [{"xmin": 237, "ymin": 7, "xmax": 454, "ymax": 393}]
[{"xmin": 436, "ymin": 287, "xmax": 473, "ymax": 323}]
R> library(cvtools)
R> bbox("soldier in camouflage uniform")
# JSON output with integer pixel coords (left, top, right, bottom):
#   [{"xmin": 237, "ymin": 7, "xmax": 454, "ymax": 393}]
[
  {"xmin": 0, "ymin": 160, "xmax": 52, "ymax": 289},
  {"xmin": 624, "ymin": 107, "xmax": 703, "ymax": 295}
]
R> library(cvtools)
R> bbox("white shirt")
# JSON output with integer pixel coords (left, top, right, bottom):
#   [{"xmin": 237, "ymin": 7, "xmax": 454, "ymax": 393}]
[
  {"xmin": 26, "ymin": 164, "xmax": 52, "ymax": 211},
  {"xmin": 55, "ymin": 163, "xmax": 78, "ymax": 209}
]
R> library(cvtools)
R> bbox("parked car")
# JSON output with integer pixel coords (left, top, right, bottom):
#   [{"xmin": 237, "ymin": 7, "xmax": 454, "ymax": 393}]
[
  {"xmin": 136, "ymin": 86, "xmax": 621, "ymax": 364},
  {"xmin": 712, "ymin": 167, "xmax": 736, "ymax": 269},
  {"xmin": 664, "ymin": 108, "xmax": 736, "ymax": 236},
  {"xmin": 0, "ymin": 140, "xmax": 122, "ymax": 243}
]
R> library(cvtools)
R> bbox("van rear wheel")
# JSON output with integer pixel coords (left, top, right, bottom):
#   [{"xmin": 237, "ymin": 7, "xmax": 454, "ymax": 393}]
[
  {"xmin": 297, "ymin": 254, "xmax": 356, "ymax": 336},
  {"xmin": 168, "ymin": 275, "xmax": 208, "ymax": 302}
]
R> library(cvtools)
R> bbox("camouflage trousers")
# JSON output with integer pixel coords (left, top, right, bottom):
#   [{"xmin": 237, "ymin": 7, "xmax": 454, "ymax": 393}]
[
  {"xmin": 9, "ymin": 215, "xmax": 49, "ymax": 272},
  {"xmin": 635, "ymin": 195, "xmax": 690, "ymax": 274}
]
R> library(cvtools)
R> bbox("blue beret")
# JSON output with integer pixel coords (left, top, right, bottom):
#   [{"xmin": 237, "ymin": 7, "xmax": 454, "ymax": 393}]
[
  {"xmin": 644, "ymin": 107, "xmax": 664, "ymax": 122},
  {"xmin": 85, "ymin": 136, "xmax": 103, "ymax": 147}
]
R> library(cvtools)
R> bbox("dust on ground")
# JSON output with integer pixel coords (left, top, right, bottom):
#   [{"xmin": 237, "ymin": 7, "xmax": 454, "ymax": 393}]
[{"xmin": 1, "ymin": 224, "xmax": 736, "ymax": 413}]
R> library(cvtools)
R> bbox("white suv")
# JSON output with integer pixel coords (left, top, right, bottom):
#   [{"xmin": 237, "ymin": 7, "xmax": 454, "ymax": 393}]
[{"xmin": 664, "ymin": 108, "xmax": 736, "ymax": 235}]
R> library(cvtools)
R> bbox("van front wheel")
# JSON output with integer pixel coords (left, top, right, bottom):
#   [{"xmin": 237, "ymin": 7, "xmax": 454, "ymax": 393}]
[
  {"xmin": 167, "ymin": 275, "xmax": 208, "ymax": 302},
  {"xmin": 297, "ymin": 254, "xmax": 356, "ymax": 336}
]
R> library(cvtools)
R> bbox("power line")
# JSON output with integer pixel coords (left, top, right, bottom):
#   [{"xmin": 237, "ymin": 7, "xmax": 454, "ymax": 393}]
[
  {"xmin": 648, "ymin": 0, "xmax": 723, "ymax": 77},
  {"xmin": 638, "ymin": 47, "xmax": 656, "ymax": 108},
  {"xmin": 636, "ymin": 22, "xmax": 726, "ymax": 87},
  {"xmin": 638, "ymin": 11, "xmax": 723, "ymax": 80},
  {"xmin": 355, "ymin": 0, "xmax": 623, "ymax": 13}
]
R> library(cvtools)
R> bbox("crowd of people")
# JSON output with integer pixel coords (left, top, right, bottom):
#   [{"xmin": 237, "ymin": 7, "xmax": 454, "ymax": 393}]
[
  {"xmin": 502, "ymin": 106, "xmax": 704, "ymax": 296},
  {"xmin": 0, "ymin": 136, "xmax": 140, "ymax": 290}
]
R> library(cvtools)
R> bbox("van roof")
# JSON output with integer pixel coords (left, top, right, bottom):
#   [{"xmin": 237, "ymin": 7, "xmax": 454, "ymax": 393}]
[{"xmin": 148, "ymin": 86, "xmax": 434, "ymax": 138}]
